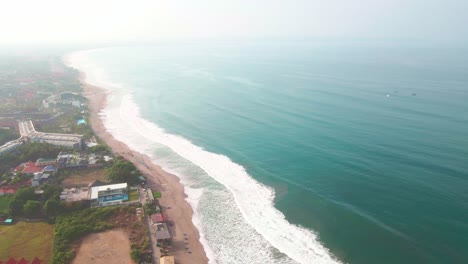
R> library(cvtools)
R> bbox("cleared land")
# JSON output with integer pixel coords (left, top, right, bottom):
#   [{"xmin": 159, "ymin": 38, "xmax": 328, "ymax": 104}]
[
  {"xmin": 0, "ymin": 222, "xmax": 54, "ymax": 263},
  {"xmin": 72, "ymin": 229, "xmax": 134, "ymax": 264},
  {"xmin": 62, "ymin": 168, "xmax": 108, "ymax": 187}
]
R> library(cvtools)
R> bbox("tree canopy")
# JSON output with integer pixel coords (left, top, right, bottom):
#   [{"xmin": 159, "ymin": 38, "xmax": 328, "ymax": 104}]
[{"xmin": 106, "ymin": 159, "xmax": 139, "ymax": 185}]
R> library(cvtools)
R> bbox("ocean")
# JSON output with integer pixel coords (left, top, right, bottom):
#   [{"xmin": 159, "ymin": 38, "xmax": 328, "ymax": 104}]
[{"xmin": 69, "ymin": 41, "xmax": 468, "ymax": 264}]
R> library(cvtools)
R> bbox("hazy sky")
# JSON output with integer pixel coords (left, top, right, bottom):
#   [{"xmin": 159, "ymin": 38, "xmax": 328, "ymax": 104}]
[{"xmin": 1, "ymin": 0, "xmax": 467, "ymax": 45}]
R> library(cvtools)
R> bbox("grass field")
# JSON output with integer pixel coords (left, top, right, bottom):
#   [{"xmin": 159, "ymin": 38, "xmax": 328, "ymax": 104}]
[
  {"xmin": 0, "ymin": 195, "xmax": 13, "ymax": 215},
  {"xmin": 152, "ymin": 191, "xmax": 161, "ymax": 199},
  {"xmin": 128, "ymin": 190, "xmax": 139, "ymax": 201},
  {"xmin": 0, "ymin": 222, "xmax": 54, "ymax": 263}
]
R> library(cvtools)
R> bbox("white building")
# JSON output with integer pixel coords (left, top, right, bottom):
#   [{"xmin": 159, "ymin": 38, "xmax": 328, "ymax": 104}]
[
  {"xmin": 29, "ymin": 132, "xmax": 84, "ymax": 149},
  {"xmin": 89, "ymin": 183, "xmax": 128, "ymax": 207},
  {"xmin": 0, "ymin": 140, "xmax": 23, "ymax": 156},
  {"xmin": 17, "ymin": 120, "xmax": 84, "ymax": 150}
]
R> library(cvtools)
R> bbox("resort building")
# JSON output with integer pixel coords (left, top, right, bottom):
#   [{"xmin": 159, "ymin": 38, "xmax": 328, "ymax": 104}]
[
  {"xmin": 0, "ymin": 139, "xmax": 23, "ymax": 156},
  {"xmin": 89, "ymin": 183, "xmax": 128, "ymax": 207},
  {"xmin": 29, "ymin": 132, "xmax": 84, "ymax": 150},
  {"xmin": 18, "ymin": 120, "xmax": 84, "ymax": 150}
]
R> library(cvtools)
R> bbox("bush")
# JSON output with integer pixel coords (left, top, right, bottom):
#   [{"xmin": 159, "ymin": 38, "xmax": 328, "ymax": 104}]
[
  {"xmin": 130, "ymin": 249, "xmax": 141, "ymax": 262},
  {"xmin": 52, "ymin": 206, "xmax": 120, "ymax": 264}
]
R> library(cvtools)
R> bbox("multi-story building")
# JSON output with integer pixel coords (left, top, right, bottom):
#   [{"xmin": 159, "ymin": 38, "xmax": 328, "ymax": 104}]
[{"xmin": 89, "ymin": 183, "xmax": 128, "ymax": 207}]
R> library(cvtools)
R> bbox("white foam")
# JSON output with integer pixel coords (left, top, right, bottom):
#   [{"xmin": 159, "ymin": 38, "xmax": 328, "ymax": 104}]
[{"xmin": 67, "ymin": 49, "xmax": 342, "ymax": 264}]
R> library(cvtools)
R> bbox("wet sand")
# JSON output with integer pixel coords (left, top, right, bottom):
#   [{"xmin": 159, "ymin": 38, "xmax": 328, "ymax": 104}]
[{"xmin": 76, "ymin": 67, "xmax": 209, "ymax": 264}]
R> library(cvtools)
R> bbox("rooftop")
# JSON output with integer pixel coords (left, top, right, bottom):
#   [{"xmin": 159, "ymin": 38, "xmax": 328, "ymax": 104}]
[
  {"xmin": 90, "ymin": 183, "xmax": 127, "ymax": 200},
  {"xmin": 151, "ymin": 213, "xmax": 166, "ymax": 223},
  {"xmin": 160, "ymin": 256, "xmax": 175, "ymax": 264}
]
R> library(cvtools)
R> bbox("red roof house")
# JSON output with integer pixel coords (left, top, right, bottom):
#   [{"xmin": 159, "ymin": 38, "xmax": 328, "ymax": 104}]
[
  {"xmin": 16, "ymin": 161, "xmax": 42, "ymax": 175},
  {"xmin": 151, "ymin": 213, "xmax": 166, "ymax": 223},
  {"xmin": 17, "ymin": 258, "xmax": 28, "ymax": 264},
  {"xmin": 0, "ymin": 188, "xmax": 17, "ymax": 195},
  {"xmin": 5, "ymin": 257, "xmax": 17, "ymax": 264},
  {"xmin": 15, "ymin": 161, "xmax": 35, "ymax": 172},
  {"xmin": 22, "ymin": 165, "xmax": 42, "ymax": 175},
  {"xmin": 31, "ymin": 257, "xmax": 42, "ymax": 264}
]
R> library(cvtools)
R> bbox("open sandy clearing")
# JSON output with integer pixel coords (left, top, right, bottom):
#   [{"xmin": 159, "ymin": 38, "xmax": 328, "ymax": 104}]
[{"xmin": 72, "ymin": 229, "xmax": 134, "ymax": 264}]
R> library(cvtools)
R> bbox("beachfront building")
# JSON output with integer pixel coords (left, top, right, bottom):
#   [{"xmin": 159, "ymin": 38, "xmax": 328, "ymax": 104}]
[
  {"xmin": 150, "ymin": 213, "xmax": 166, "ymax": 224},
  {"xmin": 160, "ymin": 256, "xmax": 175, "ymax": 264},
  {"xmin": 155, "ymin": 222, "xmax": 171, "ymax": 241},
  {"xmin": 89, "ymin": 183, "xmax": 129, "ymax": 207}
]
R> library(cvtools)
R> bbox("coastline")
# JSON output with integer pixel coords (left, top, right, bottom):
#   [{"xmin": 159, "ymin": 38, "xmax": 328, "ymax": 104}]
[{"xmin": 72, "ymin": 63, "xmax": 209, "ymax": 264}]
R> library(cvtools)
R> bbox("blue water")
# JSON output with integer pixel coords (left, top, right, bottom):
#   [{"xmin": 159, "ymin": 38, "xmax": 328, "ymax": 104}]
[
  {"xmin": 101, "ymin": 194, "xmax": 128, "ymax": 202},
  {"xmin": 70, "ymin": 41, "xmax": 468, "ymax": 264}
]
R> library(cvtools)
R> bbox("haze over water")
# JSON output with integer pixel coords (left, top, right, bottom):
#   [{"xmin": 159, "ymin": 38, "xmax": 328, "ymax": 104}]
[{"xmin": 71, "ymin": 41, "xmax": 468, "ymax": 264}]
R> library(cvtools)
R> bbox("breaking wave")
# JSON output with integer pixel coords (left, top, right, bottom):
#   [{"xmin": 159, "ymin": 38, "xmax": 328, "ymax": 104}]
[{"xmin": 67, "ymin": 50, "xmax": 341, "ymax": 264}]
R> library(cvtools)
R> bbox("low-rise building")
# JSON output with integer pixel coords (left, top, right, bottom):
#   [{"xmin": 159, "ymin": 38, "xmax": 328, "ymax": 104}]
[
  {"xmin": 151, "ymin": 213, "xmax": 166, "ymax": 224},
  {"xmin": 56, "ymin": 151, "xmax": 88, "ymax": 168},
  {"xmin": 29, "ymin": 132, "xmax": 84, "ymax": 150},
  {"xmin": 89, "ymin": 183, "xmax": 128, "ymax": 207},
  {"xmin": 155, "ymin": 222, "xmax": 171, "ymax": 241},
  {"xmin": 160, "ymin": 256, "xmax": 175, "ymax": 264},
  {"xmin": 35, "ymin": 158, "xmax": 57, "ymax": 167}
]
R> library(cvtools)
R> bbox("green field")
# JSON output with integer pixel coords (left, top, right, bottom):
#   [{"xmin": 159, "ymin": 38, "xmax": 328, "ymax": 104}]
[
  {"xmin": 0, "ymin": 222, "xmax": 54, "ymax": 263},
  {"xmin": 128, "ymin": 190, "xmax": 139, "ymax": 201}
]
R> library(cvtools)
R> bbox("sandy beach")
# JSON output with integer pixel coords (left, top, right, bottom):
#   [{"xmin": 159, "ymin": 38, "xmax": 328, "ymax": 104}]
[{"xmin": 79, "ymin": 71, "xmax": 209, "ymax": 264}]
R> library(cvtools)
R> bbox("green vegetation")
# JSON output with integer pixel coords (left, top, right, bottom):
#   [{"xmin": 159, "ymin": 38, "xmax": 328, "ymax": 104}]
[
  {"xmin": 88, "ymin": 144, "xmax": 111, "ymax": 154},
  {"xmin": 129, "ymin": 220, "xmax": 152, "ymax": 263},
  {"xmin": 52, "ymin": 206, "xmax": 119, "ymax": 264},
  {"xmin": 0, "ymin": 129, "xmax": 18, "ymax": 145},
  {"xmin": 38, "ymin": 110, "xmax": 93, "ymax": 140},
  {"xmin": 52, "ymin": 205, "xmax": 143, "ymax": 264},
  {"xmin": 0, "ymin": 142, "xmax": 64, "ymax": 176},
  {"xmin": 152, "ymin": 191, "xmax": 161, "ymax": 199},
  {"xmin": 6, "ymin": 185, "xmax": 65, "ymax": 219},
  {"xmin": 0, "ymin": 195, "xmax": 13, "ymax": 215},
  {"xmin": 0, "ymin": 222, "xmax": 55, "ymax": 263},
  {"xmin": 130, "ymin": 249, "xmax": 141, "ymax": 262},
  {"xmin": 144, "ymin": 202, "xmax": 157, "ymax": 215},
  {"xmin": 129, "ymin": 189, "xmax": 139, "ymax": 201},
  {"xmin": 107, "ymin": 158, "xmax": 140, "ymax": 186}
]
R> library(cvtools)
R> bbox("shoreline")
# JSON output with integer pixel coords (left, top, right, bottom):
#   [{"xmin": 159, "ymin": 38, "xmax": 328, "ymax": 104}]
[{"xmin": 69, "ymin": 59, "xmax": 209, "ymax": 264}]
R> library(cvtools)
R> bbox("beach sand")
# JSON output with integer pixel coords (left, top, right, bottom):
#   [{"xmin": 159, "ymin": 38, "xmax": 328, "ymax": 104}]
[{"xmin": 80, "ymin": 72, "xmax": 209, "ymax": 264}]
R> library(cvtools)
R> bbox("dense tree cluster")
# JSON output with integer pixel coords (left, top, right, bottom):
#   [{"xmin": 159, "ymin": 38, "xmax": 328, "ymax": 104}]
[
  {"xmin": 106, "ymin": 158, "xmax": 140, "ymax": 185},
  {"xmin": 0, "ymin": 129, "xmax": 18, "ymax": 146},
  {"xmin": 52, "ymin": 206, "xmax": 128, "ymax": 264},
  {"xmin": 0, "ymin": 142, "xmax": 64, "ymax": 176},
  {"xmin": 6, "ymin": 185, "xmax": 64, "ymax": 218}
]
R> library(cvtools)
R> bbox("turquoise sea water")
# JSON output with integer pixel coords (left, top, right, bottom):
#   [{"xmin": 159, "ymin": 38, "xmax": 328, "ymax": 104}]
[{"xmin": 70, "ymin": 42, "xmax": 468, "ymax": 264}]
